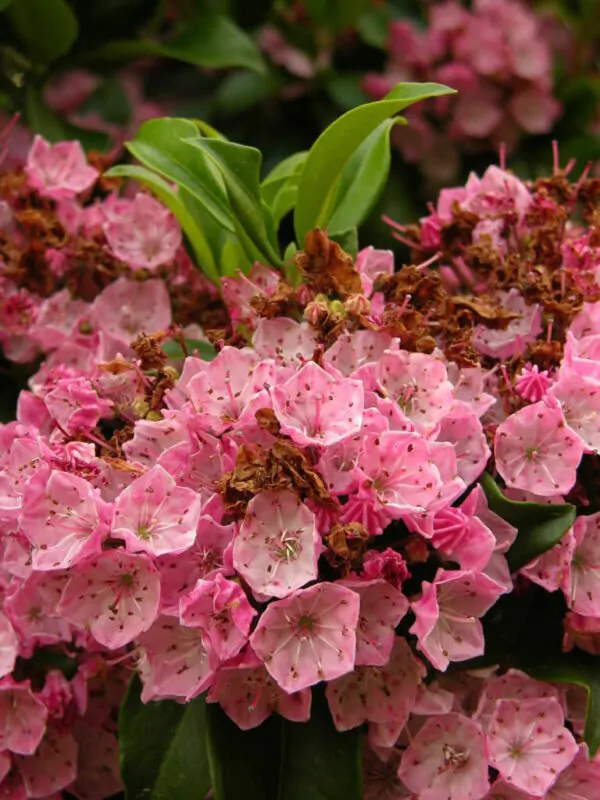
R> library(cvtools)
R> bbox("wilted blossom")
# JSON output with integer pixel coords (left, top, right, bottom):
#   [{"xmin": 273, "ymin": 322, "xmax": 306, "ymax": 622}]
[{"xmin": 1, "ymin": 133, "xmax": 600, "ymax": 798}]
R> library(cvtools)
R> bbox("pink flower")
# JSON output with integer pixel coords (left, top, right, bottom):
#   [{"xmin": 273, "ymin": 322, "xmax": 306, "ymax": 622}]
[
  {"xmin": 233, "ymin": 490, "xmax": 319, "ymax": 599},
  {"xmin": 520, "ymin": 528, "xmax": 574, "ymax": 594},
  {"xmin": 14, "ymin": 727, "xmax": 78, "ymax": 797},
  {"xmin": 0, "ymin": 613, "xmax": 17, "ymax": 679},
  {"xmin": 272, "ymin": 361, "xmax": 364, "ymax": 447},
  {"xmin": 355, "ymin": 247, "xmax": 394, "ymax": 295},
  {"xmin": 221, "ymin": 264, "xmax": 280, "ymax": 330},
  {"xmin": 179, "ymin": 573, "xmax": 256, "ymax": 661},
  {"xmin": 138, "ymin": 616, "xmax": 216, "ymax": 702},
  {"xmin": 250, "ymin": 583, "xmax": 360, "ymax": 693},
  {"xmin": 487, "ymin": 698, "xmax": 578, "ymax": 795},
  {"xmin": 549, "ymin": 372, "xmax": 600, "ymax": 454},
  {"xmin": 156, "ymin": 516, "xmax": 236, "ymax": 611},
  {"xmin": 90, "ymin": 277, "xmax": 171, "ymax": 352},
  {"xmin": 338, "ymin": 578, "xmax": 408, "ymax": 666},
  {"xmin": 360, "ymin": 548, "xmax": 409, "ymax": 589},
  {"xmin": 515, "ymin": 365, "xmax": 553, "ymax": 404},
  {"xmin": 44, "ymin": 377, "xmax": 113, "ymax": 435},
  {"xmin": 473, "ymin": 669, "xmax": 560, "ymax": 732},
  {"xmin": 0, "ymin": 679, "xmax": 47, "ymax": 755},
  {"xmin": 326, "ymin": 637, "xmax": 425, "ymax": 733},
  {"xmin": 207, "ymin": 654, "xmax": 311, "ymax": 730},
  {"xmin": 474, "ymin": 291, "xmax": 542, "ymax": 360},
  {"xmin": 19, "ymin": 469, "xmax": 111, "ymax": 570},
  {"xmin": 494, "ymin": 401, "xmax": 584, "ymax": 496},
  {"xmin": 544, "ymin": 744, "xmax": 600, "ymax": 800},
  {"xmin": 58, "ymin": 550, "xmax": 160, "ymax": 649},
  {"xmin": 113, "ymin": 464, "xmax": 201, "ymax": 557},
  {"xmin": 25, "ymin": 136, "xmax": 98, "ymax": 199},
  {"xmin": 399, "ymin": 713, "xmax": 490, "ymax": 800},
  {"xmin": 437, "ymin": 409, "xmax": 491, "ymax": 485},
  {"xmin": 357, "ymin": 431, "xmax": 443, "ymax": 514},
  {"xmin": 104, "ymin": 193, "xmax": 181, "ymax": 271},
  {"xmin": 410, "ymin": 568, "xmax": 505, "ymax": 670},
  {"xmin": 253, "ymin": 318, "xmax": 316, "ymax": 369},
  {"xmin": 510, "ymin": 89, "xmax": 560, "ymax": 134},
  {"xmin": 376, "ymin": 350, "xmax": 454, "ymax": 435},
  {"xmin": 4, "ymin": 572, "xmax": 71, "ymax": 646},
  {"xmin": 563, "ymin": 612, "xmax": 600, "ymax": 656},
  {"xmin": 324, "ymin": 331, "xmax": 398, "ymax": 379},
  {"xmin": 566, "ymin": 513, "xmax": 600, "ymax": 616}
]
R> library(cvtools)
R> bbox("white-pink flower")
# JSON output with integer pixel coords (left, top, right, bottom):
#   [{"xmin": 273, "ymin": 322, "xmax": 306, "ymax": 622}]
[
  {"xmin": 25, "ymin": 135, "xmax": 98, "ymax": 199},
  {"xmin": 566, "ymin": 512, "xmax": 600, "ymax": 617},
  {"xmin": 398, "ymin": 713, "xmax": 490, "ymax": 800},
  {"xmin": 250, "ymin": 583, "xmax": 360, "ymax": 693},
  {"xmin": 0, "ymin": 679, "xmax": 47, "ymax": 755},
  {"xmin": 271, "ymin": 361, "xmax": 364, "ymax": 447},
  {"xmin": 410, "ymin": 568, "xmax": 505, "ymax": 671},
  {"xmin": 233, "ymin": 490, "xmax": 319, "ymax": 599},
  {"xmin": 487, "ymin": 698, "xmax": 578, "ymax": 795},
  {"xmin": 104, "ymin": 193, "xmax": 182, "ymax": 271},
  {"xmin": 494, "ymin": 401, "xmax": 584, "ymax": 496},
  {"xmin": 0, "ymin": 613, "xmax": 17, "ymax": 679},
  {"xmin": 179, "ymin": 573, "xmax": 256, "ymax": 662},
  {"xmin": 113, "ymin": 464, "xmax": 201, "ymax": 557},
  {"xmin": 58, "ymin": 550, "xmax": 160, "ymax": 649}
]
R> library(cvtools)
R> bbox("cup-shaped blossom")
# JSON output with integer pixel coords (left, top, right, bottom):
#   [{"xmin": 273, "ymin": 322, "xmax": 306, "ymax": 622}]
[
  {"xmin": 487, "ymin": 698, "xmax": 578, "ymax": 795},
  {"xmin": 410, "ymin": 568, "xmax": 505, "ymax": 671},
  {"xmin": 137, "ymin": 616, "xmax": 216, "ymax": 702},
  {"xmin": 337, "ymin": 579, "xmax": 408, "ymax": 666},
  {"xmin": 58, "ymin": 550, "xmax": 160, "ymax": 649},
  {"xmin": 357, "ymin": 431, "xmax": 443, "ymax": 514},
  {"xmin": 20, "ymin": 469, "xmax": 111, "ymax": 570},
  {"xmin": 25, "ymin": 135, "xmax": 98, "ymax": 199},
  {"xmin": 543, "ymin": 744, "xmax": 600, "ymax": 800},
  {"xmin": 326, "ymin": 637, "xmax": 425, "ymax": 732},
  {"xmin": 494, "ymin": 401, "xmax": 584, "ymax": 497},
  {"xmin": 398, "ymin": 713, "xmax": 490, "ymax": 800},
  {"xmin": 207, "ymin": 658, "xmax": 311, "ymax": 730},
  {"xmin": 0, "ymin": 613, "xmax": 17, "ymax": 679},
  {"xmin": 112, "ymin": 464, "xmax": 201, "ymax": 557},
  {"xmin": 104, "ymin": 193, "xmax": 182, "ymax": 271},
  {"xmin": 14, "ymin": 727, "xmax": 78, "ymax": 797},
  {"xmin": 233, "ymin": 490, "xmax": 319, "ymax": 599},
  {"xmin": 437, "ymin": 408, "xmax": 491, "ymax": 485},
  {"xmin": 179, "ymin": 573, "xmax": 256, "ymax": 662},
  {"xmin": 250, "ymin": 583, "xmax": 360, "ymax": 693},
  {"xmin": 0, "ymin": 679, "xmax": 47, "ymax": 755},
  {"xmin": 549, "ymin": 372, "xmax": 600, "ymax": 454},
  {"xmin": 376, "ymin": 350, "xmax": 454, "ymax": 435},
  {"xmin": 253, "ymin": 318, "xmax": 317, "ymax": 369},
  {"xmin": 271, "ymin": 361, "xmax": 364, "ymax": 447},
  {"xmin": 566, "ymin": 512, "xmax": 600, "ymax": 617}
]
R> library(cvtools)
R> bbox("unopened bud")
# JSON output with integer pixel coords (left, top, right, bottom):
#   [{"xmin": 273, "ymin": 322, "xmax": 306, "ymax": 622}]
[
  {"xmin": 146, "ymin": 410, "xmax": 163, "ymax": 421},
  {"xmin": 131, "ymin": 397, "xmax": 150, "ymax": 418},
  {"xmin": 304, "ymin": 299, "xmax": 329, "ymax": 327},
  {"xmin": 163, "ymin": 366, "xmax": 179, "ymax": 381},
  {"xmin": 344, "ymin": 293, "xmax": 371, "ymax": 316}
]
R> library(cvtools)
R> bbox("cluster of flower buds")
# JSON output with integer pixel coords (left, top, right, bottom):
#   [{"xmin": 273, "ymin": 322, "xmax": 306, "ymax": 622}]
[
  {"xmin": 364, "ymin": 0, "xmax": 561, "ymax": 183},
  {"xmin": 1, "ymin": 130, "xmax": 600, "ymax": 798}
]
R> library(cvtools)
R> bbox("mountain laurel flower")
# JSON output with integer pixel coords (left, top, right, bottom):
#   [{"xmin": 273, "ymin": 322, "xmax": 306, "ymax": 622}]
[{"xmin": 25, "ymin": 135, "xmax": 98, "ymax": 199}]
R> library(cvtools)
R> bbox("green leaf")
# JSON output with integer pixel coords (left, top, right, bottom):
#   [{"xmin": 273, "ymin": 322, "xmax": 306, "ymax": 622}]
[
  {"xmin": 7, "ymin": 0, "xmax": 78, "ymax": 65},
  {"xmin": 356, "ymin": 5, "xmax": 393, "ymax": 49},
  {"xmin": 183, "ymin": 137, "xmax": 282, "ymax": 266},
  {"xmin": 303, "ymin": 0, "xmax": 372, "ymax": 33},
  {"xmin": 325, "ymin": 74, "xmax": 369, "ymax": 111},
  {"xmin": 328, "ymin": 119, "xmax": 396, "ymax": 234},
  {"xmin": 278, "ymin": 688, "xmax": 363, "ymax": 800},
  {"xmin": 162, "ymin": 338, "xmax": 216, "ymax": 361},
  {"xmin": 119, "ymin": 675, "xmax": 211, "ymax": 800},
  {"xmin": 125, "ymin": 118, "xmax": 235, "ymax": 235},
  {"xmin": 479, "ymin": 473, "xmax": 577, "ymax": 570},
  {"xmin": 260, "ymin": 152, "xmax": 307, "ymax": 207},
  {"xmin": 104, "ymin": 164, "xmax": 219, "ymax": 283},
  {"xmin": 79, "ymin": 12, "xmax": 265, "ymax": 73},
  {"xmin": 25, "ymin": 86, "xmax": 112, "ymax": 151},
  {"xmin": 206, "ymin": 703, "xmax": 282, "ymax": 800},
  {"xmin": 520, "ymin": 651, "xmax": 600, "ymax": 756},
  {"xmin": 213, "ymin": 70, "xmax": 283, "ymax": 118},
  {"xmin": 294, "ymin": 82, "xmax": 455, "ymax": 243},
  {"xmin": 0, "ymin": 0, "xmax": 15, "ymax": 11}
]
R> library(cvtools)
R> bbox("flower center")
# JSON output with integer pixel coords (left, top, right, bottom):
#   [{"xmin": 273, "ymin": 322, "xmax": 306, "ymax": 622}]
[
  {"xmin": 271, "ymin": 530, "xmax": 302, "ymax": 563},
  {"xmin": 296, "ymin": 614, "xmax": 315, "ymax": 637},
  {"xmin": 443, "ymin": 743, "xmax": 469, "ymax": 768},
  {"xmin": 525, "ymin": 447, "xmax": 539, "ymax": 462}
]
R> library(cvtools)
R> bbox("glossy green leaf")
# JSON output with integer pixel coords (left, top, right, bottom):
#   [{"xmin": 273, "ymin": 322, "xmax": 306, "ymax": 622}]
[
  {"xmin": 329, "ymin": 227, "xmax": 358, "ymax": 258},
  {"xmin": 104, "ymin": 164, "xmax": 219, "ymax": 283},
  {"xmin": 7, "ymin": 0, "xmax": 78, "ymax": 64},
  {"xmin": 328, "ymin": 119, "xmax": 396, "ymax": 234},
  {"xmin": 261, "ymin": 152, "xmax": 307, "ymax": 207},
  {"xmin": 162, "ymin": 337, "xmax": 216, "ymax": 361},
  {"xmin": 25, "ymin": 86, "xmax": 111, "ymax": 151},
  {"xmin": 79, "ymin": 12, "xmax": 265, "ymax": 73},
  {"xmin": 183, "ymin": 137, "xmax": 282, "ymax": 265},
  {"xmin": 521, "ymin": 651, "xmax": 600, "ymax": 756},
  {"xmin": 194, "ymin": 119, "xmax": 227, "ymax": 140},
  {"xmin": 206, "ymin": 703, "xmax": 282, "ymax": 800},
  {"xmin": 119, "ymin": 675, "xmax": 211, "ymax": 800},
  {"xmin": 294, "ymin": 82, "xmax": 455, "ymax": 243},
  {"xmin": 124, "ymin": 118, "xmax": 235, "ymax": 235},
  {"xmin": 278, "ymin": 689, "xmax": 363, "ymax": 800},
  {"xmin": 213, "ymin": 70, "xmax": 283, "ymax": 118},
  {"xmin": 479, "ymin": 473, "xmax": 577, "ymax": 570}
]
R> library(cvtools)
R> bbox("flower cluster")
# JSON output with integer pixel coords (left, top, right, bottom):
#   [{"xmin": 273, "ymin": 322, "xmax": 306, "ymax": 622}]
[
  {"xmin": 364, "ymin": 0, "xmax": 561, "ymax": 183},
  {"xmin": 2, "ymin": 130, "xmax": 600, "ymax": 797}
]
